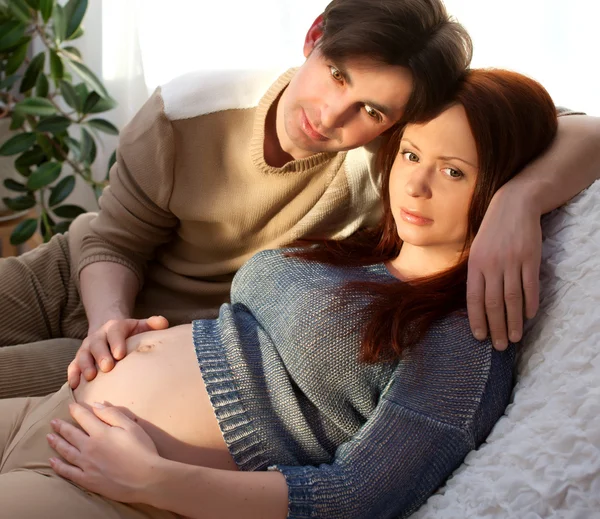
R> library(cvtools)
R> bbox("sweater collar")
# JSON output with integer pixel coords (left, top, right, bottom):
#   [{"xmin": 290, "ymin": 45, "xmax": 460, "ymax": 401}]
[{"xmin": 250, "ymin": 68, "xmax": 339, "ymax": 175}]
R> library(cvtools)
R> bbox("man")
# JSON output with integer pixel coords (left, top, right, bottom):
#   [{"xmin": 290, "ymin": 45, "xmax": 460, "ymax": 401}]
[{"xmin": 0, "ymin": 0, "xmax": 598, "ymax": 398}]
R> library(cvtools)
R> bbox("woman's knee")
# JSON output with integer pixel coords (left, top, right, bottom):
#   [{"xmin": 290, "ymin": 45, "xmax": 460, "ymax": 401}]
[{"xmin": 0, "ymin": 470, "xmax": 111, "ymax": 519}]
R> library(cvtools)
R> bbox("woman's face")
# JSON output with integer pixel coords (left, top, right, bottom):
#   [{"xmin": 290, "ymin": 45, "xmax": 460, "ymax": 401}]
[{"xmin": 388, "ymin": 104, "xmax": 479, "ymax": 255}]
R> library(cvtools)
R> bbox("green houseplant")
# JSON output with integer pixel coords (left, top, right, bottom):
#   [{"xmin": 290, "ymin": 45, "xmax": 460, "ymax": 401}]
[{"xmin": 0, "ymin": 0, "xmax": 118, "ymax": 245}]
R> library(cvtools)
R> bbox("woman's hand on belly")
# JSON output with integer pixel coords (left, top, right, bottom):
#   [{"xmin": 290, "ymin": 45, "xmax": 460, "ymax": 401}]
[
  {"xmin": 47, "ymin": 400, "xmax": 162, "ymax": 504},
  {"xmin": 72, "ymin": 324, "xmax": 236, "ymax": 471}
]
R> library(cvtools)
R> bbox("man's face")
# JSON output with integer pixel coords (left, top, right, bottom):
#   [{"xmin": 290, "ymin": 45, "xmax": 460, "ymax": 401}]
[{"xmin": 276, "ymin": 48, "xmax": 413, "ymax": 159}]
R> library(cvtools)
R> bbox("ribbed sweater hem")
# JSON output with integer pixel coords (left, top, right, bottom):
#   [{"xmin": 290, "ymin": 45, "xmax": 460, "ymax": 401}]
[{"xmin": 192, "ymin": 319, "xmax": 270, "ymax": 472}]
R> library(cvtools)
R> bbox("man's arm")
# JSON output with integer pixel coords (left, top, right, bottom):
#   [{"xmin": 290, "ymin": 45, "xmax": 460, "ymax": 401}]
[
  {"xmin": 468, "ymin": 113, "xmax": 600, "ymax": 349},
  {"xmin": 67, "ymin": 89, "xmax": 179, "ymax": 386}
]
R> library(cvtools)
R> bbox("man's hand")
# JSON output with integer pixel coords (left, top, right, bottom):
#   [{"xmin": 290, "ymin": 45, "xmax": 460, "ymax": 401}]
[
  {"xmin": 467, "ymin": 186, "xmax": 542, "ymax": 350},
  {"xmin": 68, "ymin": 316, "xmax": 169, "ymax": 389}
]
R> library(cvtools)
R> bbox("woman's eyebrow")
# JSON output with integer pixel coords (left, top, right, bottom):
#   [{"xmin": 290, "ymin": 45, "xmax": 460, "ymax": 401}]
[
  {"xmin": 401, "ymin": 138, "xmax": 421, "ymax": 151},
  {"xmin": 438, "ymin": 155, "xmax": 477, "ymax": 168}
]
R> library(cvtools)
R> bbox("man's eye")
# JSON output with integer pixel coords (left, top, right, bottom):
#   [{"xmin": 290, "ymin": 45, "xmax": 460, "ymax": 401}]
[
  {"xmin": 330, "ymin": 66, "xmax": 343, "ymax": 82},
  {"xmin": 402, "ymin": 151, "xmax": 419, "ymax": 162},
  {"xmin": 365, "ymin": 105, "xmax": 382, "ymax": 121}
]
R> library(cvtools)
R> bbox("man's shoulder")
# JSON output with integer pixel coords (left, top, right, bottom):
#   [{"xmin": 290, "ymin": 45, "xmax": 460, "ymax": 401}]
[{"xmin": 160, "ymin": 68, "xmax": 288, "ymax": 121}]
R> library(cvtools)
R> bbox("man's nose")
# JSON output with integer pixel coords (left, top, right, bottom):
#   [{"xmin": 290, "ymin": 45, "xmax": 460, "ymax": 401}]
[{"xmin": 321, "ymin": 96, "xmax": 352, "ymax": 130}]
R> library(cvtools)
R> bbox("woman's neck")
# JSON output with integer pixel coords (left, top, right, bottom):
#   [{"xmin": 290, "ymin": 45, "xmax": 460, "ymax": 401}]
[{"xmin": 386, "ymin": 243, "xmax": 464, "ymax": 281}]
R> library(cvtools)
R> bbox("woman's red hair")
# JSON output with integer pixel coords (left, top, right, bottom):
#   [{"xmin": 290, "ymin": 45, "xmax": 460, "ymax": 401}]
[{"xmin": 296, "ymin": 69, "xmax": 558, "ymax": 363}]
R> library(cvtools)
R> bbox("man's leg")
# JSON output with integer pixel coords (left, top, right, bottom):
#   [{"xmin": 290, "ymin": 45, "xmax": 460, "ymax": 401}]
[
  {"xmin": 0, "ymin": 232, "xmax": 88, "ymax": 345},
  {"xmin": 0, "ymin": 339, "xmax": 81, "ymax": 398}
]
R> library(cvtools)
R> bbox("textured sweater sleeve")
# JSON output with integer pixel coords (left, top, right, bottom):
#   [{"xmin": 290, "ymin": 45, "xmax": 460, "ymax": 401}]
[
  {"xmin": 77, "ymin": 88, "xmax": 179, "ymax": 285},
  {"xmin": 270, "ymin": 317, "xmax": 515, "ymax": 519}
]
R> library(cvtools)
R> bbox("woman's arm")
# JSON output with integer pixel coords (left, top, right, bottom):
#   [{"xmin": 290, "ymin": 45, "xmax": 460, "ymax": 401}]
[
  {"xmin": 49, "ymin": 318, "xmax": 508, "ymax": 519},
  {"xmin": 467, "ymin": 113, "xmax": 600, "ymax": 349},
  {"xmin": 144, "ymin": 460, "xmax": 289, "ymax": 519}
]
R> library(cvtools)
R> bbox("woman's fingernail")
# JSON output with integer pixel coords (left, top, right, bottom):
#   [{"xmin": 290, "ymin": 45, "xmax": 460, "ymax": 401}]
[
  {"xmin": 92, "ymin": 402, "xmax": 105, "ymax": 409},
  {"xmin": 495, "ymin": 339, "xmax": 507, "ymax": 349},
  {"xmin": 100, "ymin": 359, "xmax": 111, "ymax": 371},
  {"xmin": 47, "ymin": 433, "xmax": 55, "ymax": 442},
  {"xmin": 510, "ymin": 330, "xmax": 520, "ymax": 342},
  {"xmin": 474, "ymin": 329, "xmax": 486, "ymax": 340}
]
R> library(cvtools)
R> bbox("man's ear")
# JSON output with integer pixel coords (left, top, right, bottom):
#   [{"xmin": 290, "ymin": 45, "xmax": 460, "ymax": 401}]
[{"xmin": 303, "ymin": 14, "xmax": 324, "ymax": 58}]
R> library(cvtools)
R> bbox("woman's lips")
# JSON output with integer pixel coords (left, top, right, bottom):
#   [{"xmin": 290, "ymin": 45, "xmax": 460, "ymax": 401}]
[
  {"xmin": 400, "ymin": 208, "xmax": 433, "ymax": 226},
  {"xmin": 301, "ymin": 110, "xmax": 328, "ymax": 141}
]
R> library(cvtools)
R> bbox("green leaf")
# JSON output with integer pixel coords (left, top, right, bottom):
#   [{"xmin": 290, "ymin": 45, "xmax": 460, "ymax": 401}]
[
  {"xmin": 0, "ymin": 74, "xmax": 22, "ymax": 91},
  {"xmin": 15, "ymin": 146, "xmax": 45, "ymax": 169},
  {"xmin": 2, "ymin": 194, "xmax": 36, "ymax": 212},
  {"xmin": 93, "ymin": 183, "xmax": 104, "ymax": 200},
  {"xmin": 40, "ymin": 209, "xmax": 56, "ymax": 239},
  {"xmin": 27, "ymin": 161, "xmax": 62, "ymax": 190},
  {"xmin": 88, "ymin": 95, "xmax": 117, "ymax": 114},
  {"xmin": 67, "ymin": 24, "xmax": 84, "ymax": 41},
  {"xmin": 40, "ymin": 0, "xmax": 54, "ymax": 23},
  {"xmin": 15, "ymin": 97, "xmax": 57, "ymax": 116},
  {"xmin": 107, "ymin": 149, "xmax": 116, "ymax": 174},
  {"xmin": 49, "ymin": 49, "xmax": 64, "ymax": 82},
  {"xmin": 0, "ymin": 21, "xmax": 26, "ymax": 52},
  {"xmin": 24, "ymin": 0, "xmax": 40, "ymax": 9},
  {"xmin": 65, "ymin": 59, "xmax": 109, "ymax": 98},
  {"xmin": 59, "ymin": 80, "xmax": 81, "ymax": 112},
  {"xmin": 64, "ymin": 136, "xmax": 81, "ymax": 160},
  {"xmin": 82, "ymin": 91, "xmax": 99, "ymax": 113},
  {"xmin": 80, "ymin": 127, "xmax": 95, "ymax": 164},
  {"xmin": 64, "ymin": 0, "xmax": 87, "ymax": 39},
  {"xmin": 5, "ymin": 41, "xmax": 29, "ymax": 75},
  {"xmin": 9, "ymin": 110, "xmax": 26, "ymax": 131},
  {"xmin": 3, "ymin": 178, "xmax": 28, "ymax": 192},
  {"xmin": 35, "ymin": 72, "xmax": 49, "ymax": 97},
  {"xmin": 36, "ymin": 133, "xmax": 54, "ymax": 158},
  {"xmin": 62, "ymin": 45, "xmax": 82, "ymax": 61},
  {"xmin": 52, "ymin": 3, "xmax": 66, "ymax": 42},
  {"xmin": 48, "ymin": 174, "xmax": 75, "ymax": 206},
  {"xmin": 53, "ymin": 220, "xmax": 71, "ymax": 234},
  {"xmin": 86, "ymin": 118, "xmax": 118, "ymax": 136},
  {"xmin": 10, "ymin": 218, "xmax": 38, "ymax": 245},
  {"xmin": 7, "ymin": 0, "xmax": 32, "ymax": 24},
  {"xmin": 36, "ymin": 115, "xmax": 71, "ymax": 134},
  {"xmin": 19, "ymin": 52, "xmax": 45, "ymax": 93},
  {"xmin": 53, "ymin": 203, "xmax": 86, "ymax": 219},
  {"xmin": 73, "ymin": 82, "xmax": 88, "ymax": 100},
  {"xmin": 0, "ymin": 133, "xmax": 36, "ymax": 156}
]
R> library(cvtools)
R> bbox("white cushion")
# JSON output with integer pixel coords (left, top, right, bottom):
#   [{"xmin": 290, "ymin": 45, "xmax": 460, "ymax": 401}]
[{"xmin": 414, "ymin": 179, "xmax": 600, "ymax": 519}]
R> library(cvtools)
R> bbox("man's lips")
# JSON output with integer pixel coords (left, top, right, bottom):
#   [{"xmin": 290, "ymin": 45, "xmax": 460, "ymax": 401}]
[
  {"xmin": 400, "ymin": 208, "xmax": 433, "ymax": 226},
  {"xmin": 301, "ymin": 110, "xmax": 328, "ymax": 141}
]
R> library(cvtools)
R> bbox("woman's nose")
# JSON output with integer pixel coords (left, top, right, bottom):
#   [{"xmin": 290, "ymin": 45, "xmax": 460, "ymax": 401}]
[{"xmin": 405, "ymin": 168, "xmax": 432, "ymax": 198}]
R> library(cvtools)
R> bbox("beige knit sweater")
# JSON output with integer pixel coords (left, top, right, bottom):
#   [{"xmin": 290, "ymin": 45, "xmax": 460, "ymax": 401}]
[{"xmin": 75, "ymin": 69, "xmax": 383, "ymax": 317}]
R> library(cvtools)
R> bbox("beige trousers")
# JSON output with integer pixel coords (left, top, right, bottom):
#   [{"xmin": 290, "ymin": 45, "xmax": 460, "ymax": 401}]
[{"xmin": 0, "ymin": 383, "xmax": 179, "ymax": 518}]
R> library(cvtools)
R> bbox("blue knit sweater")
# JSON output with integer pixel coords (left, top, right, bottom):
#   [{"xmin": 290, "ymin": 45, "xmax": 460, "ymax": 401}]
[{"xmin": 192, "ymin": 249, "xmax": 515, "ymax": 518}]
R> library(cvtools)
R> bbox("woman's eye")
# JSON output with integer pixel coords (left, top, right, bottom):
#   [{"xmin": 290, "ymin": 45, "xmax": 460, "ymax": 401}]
[
  {"xmin": 330, "ymin": 66, "xmax": 343, "ymax": 82},
  {"xmin": 402, "ymin": 151, "xmax": 419, "ymax": 162},
  {"xmin": 443, "ymin": 167, "xmax": 464, "ymax": 179},
  {"xmin": 364, "ymin": 104, "xmax": 382, "ymax": 122}
]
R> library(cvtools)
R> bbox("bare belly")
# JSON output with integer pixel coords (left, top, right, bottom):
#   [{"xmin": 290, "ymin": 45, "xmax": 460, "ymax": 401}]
[{"xmin": 73, "ymin": 324, "xmax": 236, "ymax": 471}]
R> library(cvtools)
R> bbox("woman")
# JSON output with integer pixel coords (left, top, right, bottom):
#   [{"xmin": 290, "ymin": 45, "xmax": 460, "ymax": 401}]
[{"xmin": 0, "ymin": 69, "xmax": 558, "ymax": 519}]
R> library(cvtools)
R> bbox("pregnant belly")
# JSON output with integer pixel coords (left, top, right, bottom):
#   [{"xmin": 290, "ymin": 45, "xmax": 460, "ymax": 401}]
[{"xmin": 73, "ymin": 324, "xmax": 236, "ymax": 471}]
